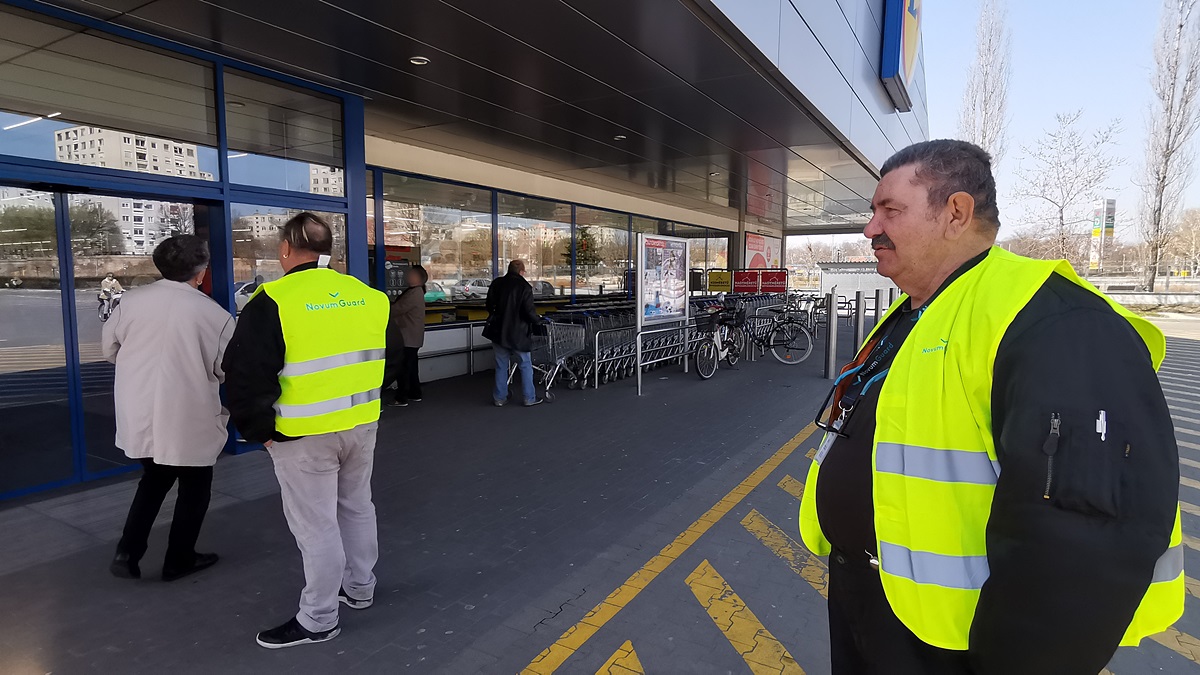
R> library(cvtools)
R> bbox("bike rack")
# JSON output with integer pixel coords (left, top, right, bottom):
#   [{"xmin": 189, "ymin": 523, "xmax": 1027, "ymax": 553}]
[{"xmin": 635, "ymin": 321, "xmax": 691, "ymax": 396}]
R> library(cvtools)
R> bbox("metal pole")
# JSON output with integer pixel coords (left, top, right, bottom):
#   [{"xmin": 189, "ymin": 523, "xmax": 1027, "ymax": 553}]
[
  {"xmin": 824, "ymin": 292, "xmax": 838, "ymax": 380},
  {"xmin": 636, "ymin": 331, "xmax": 643, "ymax": 396},
  {"xmin": 874, "ymin": 288, "xmax": 885, "ymax": 328},
  {"xmin": 854, "ymin": 291, "xmax": 865, "ymax": 347},
  {"xmin": 889, "ymin": 287, "xmax": 898, "ymax": 305}
]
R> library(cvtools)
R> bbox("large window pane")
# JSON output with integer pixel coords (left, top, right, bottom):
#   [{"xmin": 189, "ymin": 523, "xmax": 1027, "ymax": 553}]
[
  {"xmin": 0, "ymin": 187, "xmax": 74, "ymax": 492},
  {"xmin": 498, "ymin": 194, "xmax": 571, "ymax": 298},
  {"xmin": 231, "ymin": 205, "xmax": 347, "ymax": 311},
  {"xmin": 381, "ymin": 174, "xmax": 492, "ymax": 301},
  {"xmin": 224, "ymin": 70, "xmax": 344, "ymax": 195},
  {"xmin": 706, "ymin": 235, "xmax": 730, "ymax": 270},
  {"xmin": 0, "ymin": 6, "xmax": 219, "ymax": 181},
  {"xmin": 575, "ymin": 207, "xmax": 629, "ymax": 296}
]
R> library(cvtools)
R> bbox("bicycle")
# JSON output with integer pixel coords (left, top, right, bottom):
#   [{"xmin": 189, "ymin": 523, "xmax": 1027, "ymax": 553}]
[
  {"xmin": 98, "ymin": 291, "xmax": 123, "ymax": 323},
  {"xmin": 692, "ymin": 304, "xmax": 745, "ymax": 380},
  {"xmin": 740, "ymin": 302, "xmax": 815, "ymax": 365}
]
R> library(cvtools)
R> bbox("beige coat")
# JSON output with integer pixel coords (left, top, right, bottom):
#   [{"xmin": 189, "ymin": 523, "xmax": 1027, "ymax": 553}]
[{"xmin": 102, "ymin": 280, "xmax": 235, "ymax": 466}]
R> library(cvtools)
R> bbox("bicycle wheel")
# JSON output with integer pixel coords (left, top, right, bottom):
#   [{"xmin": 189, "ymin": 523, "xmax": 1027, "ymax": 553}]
[
  {"xmin": 724, "ymin": 326, "xmax": 745, "ymax": 366},
  {"xmin": 770, "ymin": 320, "xmax": 814, "ymax": 364},
  {"xmin": 695, "ymin": 338, "xmax": 718, "ymax": 379}
]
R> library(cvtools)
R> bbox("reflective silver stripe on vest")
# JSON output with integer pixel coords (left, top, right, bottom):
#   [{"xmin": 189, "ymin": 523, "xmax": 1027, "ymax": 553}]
[
  {"xmin": 879, "ymin": 541, "xmax": 990, "ymax": 590},
  {"xmin": 876, "ymin": 443, "xmax": 1001, "ymax": 485},
  {"xmin": 275, "ymin": 388, "xmax": 381, "ymax": 418},
  {"xmin": 1151, "ymin": 544, "xmax": 1184, "ymax": 583},
  {"xmin": 279, "ymin": 349, "xmax": 387, "ymax": 378}
]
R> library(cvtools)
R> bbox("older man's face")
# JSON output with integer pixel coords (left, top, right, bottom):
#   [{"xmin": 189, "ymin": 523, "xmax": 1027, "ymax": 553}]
[{"xmin": 863, "ymin": 164, "xmax": 945, "ymax": 284}]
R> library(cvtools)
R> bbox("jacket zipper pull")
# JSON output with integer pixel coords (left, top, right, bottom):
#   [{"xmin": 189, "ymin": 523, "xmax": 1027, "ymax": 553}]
[{"xmin": 1042, "ymin": 413, "xmax": 1061, "ymax": 500}]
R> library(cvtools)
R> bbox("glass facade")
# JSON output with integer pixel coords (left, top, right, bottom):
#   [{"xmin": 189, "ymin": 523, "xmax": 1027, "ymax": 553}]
[{"xmin": 0, "ymin": 4, "xmax": 358, "ymax": 499}]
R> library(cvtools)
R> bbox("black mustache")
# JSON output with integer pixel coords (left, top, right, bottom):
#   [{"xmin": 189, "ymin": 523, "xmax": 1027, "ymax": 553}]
[{"xmin": 872, "ymin": 235, "xmax": 895, "ymax": 250}]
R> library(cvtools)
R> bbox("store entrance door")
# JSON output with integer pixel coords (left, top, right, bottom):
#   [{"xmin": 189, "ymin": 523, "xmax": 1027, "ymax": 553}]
[{"xmin": 0, "ymin": 184, "xmax": 226, "ymax": 498}]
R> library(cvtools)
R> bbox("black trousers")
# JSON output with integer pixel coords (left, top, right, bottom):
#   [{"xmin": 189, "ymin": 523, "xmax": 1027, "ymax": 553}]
[
  {"xmin": 116, "ymin": 459, "xmax": 213, "ymax": 570},
  {"xmin": 828, "ymin": 549, "xmax": 973, "ymax": 675},
  {"xmin": 394, "ymin": 346, "xmax": 422, "ymax": 402}
]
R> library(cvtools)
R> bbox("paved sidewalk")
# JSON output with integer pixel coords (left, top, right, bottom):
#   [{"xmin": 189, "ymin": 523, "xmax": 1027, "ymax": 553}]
[{"xmin": 2, "ymin": 331, "xmax": 1200, "ymax": 674}]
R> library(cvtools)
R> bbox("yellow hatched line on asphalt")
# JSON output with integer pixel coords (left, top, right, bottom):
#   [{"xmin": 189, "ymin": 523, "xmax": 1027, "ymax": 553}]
[
  {"xmin": 595, "ymin": 641, "xmax": 644, "ymax": 675},
  {"xmin": 1152, "ymin": 628, "xmax": 1200, "ymax": 663},
  {"xmin": 685, "ymin": 559, "xmax": 806, "ymax": 674},
  {"xmin": 520, "ymin": 423, "xmax": 817, "ymax": 674},
  {"xmin": 777, "ymin": 475, "xmax": 806, "ymax": 502},
  {"xmin": 742, "ymin": 509, "xmax": 828, "ymax": 599}
]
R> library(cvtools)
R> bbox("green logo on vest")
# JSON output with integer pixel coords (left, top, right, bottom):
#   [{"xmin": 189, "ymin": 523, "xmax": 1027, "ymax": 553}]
[
  {"xmin": 306, "ymin": 297, "xmax": 367, "ymax": 311},
  {"xmin": 922, "ymin": 339, "xmax": 949, "ymax": 355}
]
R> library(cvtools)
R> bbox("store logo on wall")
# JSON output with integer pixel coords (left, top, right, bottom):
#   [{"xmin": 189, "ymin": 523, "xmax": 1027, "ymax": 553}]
[{"xmin": 881, "ymin": 0, "xmax": 922, "ymax": 112}]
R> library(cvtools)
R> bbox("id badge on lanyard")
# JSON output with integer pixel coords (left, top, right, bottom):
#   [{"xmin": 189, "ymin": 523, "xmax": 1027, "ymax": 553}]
[{"xmin": 813, "ymin": 410, "xmax": 846, "ymax": 465}]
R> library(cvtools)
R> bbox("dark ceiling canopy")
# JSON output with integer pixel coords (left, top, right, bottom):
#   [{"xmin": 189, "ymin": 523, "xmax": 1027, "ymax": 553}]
[{"xmin": 30, "ymin": 0, "xmax": 878, "ymax": 234}]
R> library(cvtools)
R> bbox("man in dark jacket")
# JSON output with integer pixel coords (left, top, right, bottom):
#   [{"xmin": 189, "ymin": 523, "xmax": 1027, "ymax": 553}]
[
  {"xmin": 804, "ymin": 140, "xmax": 1180, "ymax": 674},
  {"xmin": 484, "ymin": 260, "xmax": 543, "ymax": 407}
]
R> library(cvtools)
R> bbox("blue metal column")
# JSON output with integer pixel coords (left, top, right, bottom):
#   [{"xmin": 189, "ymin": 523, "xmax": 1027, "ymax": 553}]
[
  {"xmin": 570, "ymin": 204, "xmax": 577, "ymax": 302},
  {"xmin": 53, "ymin": 192, "xmax": 87, "ymax": 484},
  {"xmin": 626, "ymin": 214, "xmax": 633, "ymax": 299},
  {"xmin": 491, "ymin": 190, "xmax": 500, "ymax": 278},
  {"xmin": 343, "ymin": 95, "xmax": 368, "ymax": 282},
  {"xmin": 372, "ymin": 170, "xmax": 385, "ymax": 290},
  {"xmin": 210, "ymin": 64, "xmax": 235, "ymax": 315}
]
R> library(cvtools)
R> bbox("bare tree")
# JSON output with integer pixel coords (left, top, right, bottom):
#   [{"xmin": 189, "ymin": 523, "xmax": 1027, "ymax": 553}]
[
  {"xmin": 958, "ymin": 0, "xmax": 1012, "ymax": 167},
  {"xmin": 1171, "ymin": 207, "xmax": 1200, "ymax": 274},
  {"xmin": 1012, "ymin": 111, "xmax": 1123, "ymax": 270},
  {"xmin": 1140, "ymin": 0, "xmax": 1200, "ymax": 290}
]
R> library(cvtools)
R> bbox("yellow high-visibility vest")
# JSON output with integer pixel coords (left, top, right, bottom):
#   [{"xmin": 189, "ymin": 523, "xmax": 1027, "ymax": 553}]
[
  {"xmin": 259, "ymin": 268, "xmax": 390, "ymax": 437},
  {"xmin": 798, "ymin": 246, "xmax": 1183, "ymax": 650}
]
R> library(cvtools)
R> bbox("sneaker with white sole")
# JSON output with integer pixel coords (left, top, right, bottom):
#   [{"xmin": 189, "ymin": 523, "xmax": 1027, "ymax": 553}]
[
  {"xmin": 256, "ymin": 618, "xmax": 340, "ymax": 649},
  {"xmin": 338, "ymin": 587, "xmax": 373, "ymax": 610}
]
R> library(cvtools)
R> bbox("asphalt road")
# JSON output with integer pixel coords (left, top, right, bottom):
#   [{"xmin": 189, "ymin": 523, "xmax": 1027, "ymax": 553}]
[{"xmin": 0, "ymin": 288, "xmax": 105, "ymax": 349}]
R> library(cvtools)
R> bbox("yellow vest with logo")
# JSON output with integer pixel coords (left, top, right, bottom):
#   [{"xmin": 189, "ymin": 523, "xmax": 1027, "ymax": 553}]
[
  {"xmin": 258, "ymin": 268, "xmax": 390, "ymax": 437},
  {"xmin": 798, "ymin": 246, "xmax": 1183, "ymax": 650}
]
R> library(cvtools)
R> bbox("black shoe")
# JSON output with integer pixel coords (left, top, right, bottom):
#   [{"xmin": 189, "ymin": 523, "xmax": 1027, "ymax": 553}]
[
  {"xmin": 110, "ymin": 552, "xmax": 141, "ymax": 580},
  {"xmin": 162, "ymin": 552, "xmax": 219, "ymax": 582},
  {"xmin": 523, "ymin": 399, "xmax": 544, "ymax": 407},
  {"xmin": 388, "ymin": 399, "xmax": 409, "ymax": 407},
  {"xmin": 256, "ymin": 618, "xmax": 340, "ymax": 649},
  {"xmin": 493, "ymin": 400, "xmax": 507, "ymax": 407},
  {"xmin": 410, "ymin": 397, "xmax": 423, "ymax": 402},
  {"xmin": 338, "ymin": 587, "xmax": 374, "ymax": 610}
]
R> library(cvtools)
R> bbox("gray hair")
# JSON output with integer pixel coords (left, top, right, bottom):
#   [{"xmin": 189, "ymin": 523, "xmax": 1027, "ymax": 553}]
[
  {"xmin": 281, "ymin": 212, "xmax": 333, "ymax": 254},
  {"xmin": 879, "ymin": 139, "xmax": 1001, "ymax": 230},
  {"xmin": 153, "ymin": 234, "xmax": 210, "ymax": 282}
]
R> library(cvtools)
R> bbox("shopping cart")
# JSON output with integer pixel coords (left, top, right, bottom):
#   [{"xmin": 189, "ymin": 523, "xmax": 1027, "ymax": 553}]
[{"xmin": 508, "ymin": 320, "xmax": 586, "ymax": 401}]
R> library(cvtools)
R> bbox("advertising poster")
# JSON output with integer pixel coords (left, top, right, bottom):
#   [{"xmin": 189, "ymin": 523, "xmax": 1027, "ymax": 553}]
[
  {"xmin": 760, "ymin": 270, "xmax": 787, "ymax": 292},
  {"xmin": 733, "ymin": 270, "xmax": 760, "ymax": 293},
  {"xmin": 639, "ymin": 234, "xmax": 688, "ymax": 325},
  {"xmin": 745, "ymin": 233, "xmax": 781, "ymax": 269}
]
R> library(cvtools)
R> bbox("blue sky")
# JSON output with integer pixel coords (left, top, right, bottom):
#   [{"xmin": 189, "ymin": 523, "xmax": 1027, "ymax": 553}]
[{"xmin": 923, "ymin": 0, "xmax": 1177, "ymax": 240}]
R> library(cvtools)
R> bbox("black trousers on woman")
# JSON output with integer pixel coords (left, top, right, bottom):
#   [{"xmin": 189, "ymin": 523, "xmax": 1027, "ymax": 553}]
[
  {"xmin": 394, "ymin": 346, "xmax": 423, "ymax": 402},
  {"xmin": 116, "ymin": 458, "xmax": 213, "ymax": 571}
]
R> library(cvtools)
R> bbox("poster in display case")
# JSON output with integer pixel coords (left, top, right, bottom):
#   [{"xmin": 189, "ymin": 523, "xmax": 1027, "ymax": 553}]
[{"xmin": 637, "ymin": 233, "xmax": 689, "ymax": 326}]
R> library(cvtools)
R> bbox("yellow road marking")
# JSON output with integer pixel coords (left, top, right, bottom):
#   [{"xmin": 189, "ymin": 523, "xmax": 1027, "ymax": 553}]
[
  {"xmin": 777, "ymin": 475, "xmax": 806, "ymax": 502},
  {"xmin": 685, "ymin": 559, "xmax": 805, "ymax": 674},
  {"xmin": 521, "ymin": 423, "xmax": 817, "ymax": 674},
  {"xmin": 1186, "ymin": 576, "xmax": 1200, "ymax": 600},
  {"xmin": 1184, "ymin": 533, "xmax": 1200, "ymax": 552},
  {"xmin": 595, "ymin": 641, "xmax": 644, "ymax": 675},
  {"xmin": 1151, "ymin": 627, "xmax": 1200, "ymax": 662},
  {"xmin": 805, "ymin": 448, "xmax": 815, "ymax": 460},
  {"xmin": 1182, "ymin": 476, "xmax": 1200, "ymax": 492},
  {"xmin": 742, "ymin": 509, "xmax": 828, "ymax": 598},
  {"xmin": 1183, "ymin": 457, "xmax": 1200, "ymax": 471},
  {"xmin": 1182, "ymin": 501, "xmax": 1200, "ymax": 518}
]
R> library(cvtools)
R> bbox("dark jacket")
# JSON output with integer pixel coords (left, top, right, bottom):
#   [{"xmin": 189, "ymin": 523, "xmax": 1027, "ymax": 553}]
[
  {"xmin": 816, "ymin": 253, "xmax": 1178, "ymax": 674},
  {"xmin": 484, "ymin": 272, "xmax": 541, "ymax": 352},
  {"xmin": 222, "ymin": 262, "xmax": 403, "ymax": 444},
  {"xmin": 391, "ymin": 286, "xmax": 426, "ymax": 349}
]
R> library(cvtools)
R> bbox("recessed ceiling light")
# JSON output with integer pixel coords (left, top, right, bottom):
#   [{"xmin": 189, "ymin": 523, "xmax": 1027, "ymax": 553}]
[
  {"xmin": 410, "ymin": 56, "xmax": 431, "ymax": 66},
  {"xmin": 613, "ymin": 134, "xmax": 627, "ymax": 141},
  {"xmin": 227, "ymin": 101, "xmax": 246, "ymax": 109}
]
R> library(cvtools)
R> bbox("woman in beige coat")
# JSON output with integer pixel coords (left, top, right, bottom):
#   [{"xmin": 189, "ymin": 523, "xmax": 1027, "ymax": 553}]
[{"xmin": 103, "ymin": 235, "xmax": 234, "ymax": 581}]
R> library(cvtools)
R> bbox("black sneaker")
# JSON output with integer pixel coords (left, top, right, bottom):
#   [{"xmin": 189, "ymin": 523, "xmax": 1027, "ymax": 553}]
[
  {"xmin": 338, "ymin": 587, "xmax": 374, "ymax": 610},
  {"xmin": 256, "ymin": 618, "xmax": 340, "ymax": 649},
  {"xmin": 410, "ymin": 397, "xmax": 423, "ymax": 402},
  {"xmin": 163, "ymin": 552, "xmax": 219, "ymax": 582},
  {"xmin": 388, "ymin": 400, "xmax": 409, "ymax": 407},
  {"xmin": 523, "ymin": 399, "xmax": 544, "ymax": 407},
  {"xmin": 493, "ymin": 400, "xmax": 507, "ymax": 408},
  {"xmin": 110, "ymin": 552, "xmax": 141, "ymax": 580}
]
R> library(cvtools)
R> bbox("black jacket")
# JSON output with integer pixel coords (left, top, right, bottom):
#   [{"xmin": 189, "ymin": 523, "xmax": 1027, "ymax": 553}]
[
  {"xmin": 484, "ymin": 272, "xmax": 542, "ymax": 352},
  {"xmin": 221, "ymin": 262, "xmax": 403, "ymax": 444},
  {"xmin": 816, "ymin": 258, "xmax": 1178, "ymax": 674}
]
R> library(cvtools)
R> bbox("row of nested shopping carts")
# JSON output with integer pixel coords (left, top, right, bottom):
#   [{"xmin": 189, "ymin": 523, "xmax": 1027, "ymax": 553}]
[{"xmin": 520, "ymin": 294, "xmax": 790, "ymax": 396}]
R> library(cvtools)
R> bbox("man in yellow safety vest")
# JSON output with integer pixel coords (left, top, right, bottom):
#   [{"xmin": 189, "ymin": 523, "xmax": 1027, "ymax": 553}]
[
  {"xmin": 799, "ymin": 140, "xmax": 1182, "ymax": 674},
  {"xmin": 223, "ymin": 213, "xmax": 399, "ymax": 649}
]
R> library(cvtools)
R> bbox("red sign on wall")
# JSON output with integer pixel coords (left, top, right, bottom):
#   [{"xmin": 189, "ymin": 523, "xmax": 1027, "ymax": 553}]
[
  {"xmin": 760, "ymin": 270, "xmax": 787, "ymax": 293},
  {"xmin": 733, "ymin": 270, "xmax": 760, "ymax": 293}
]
